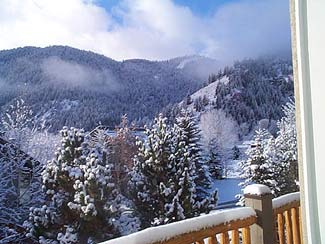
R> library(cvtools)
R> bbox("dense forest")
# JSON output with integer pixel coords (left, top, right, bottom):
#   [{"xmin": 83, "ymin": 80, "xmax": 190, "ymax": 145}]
[{"xmin": 0, "ymin": 46, "xmax": 220, "ymax": 131}]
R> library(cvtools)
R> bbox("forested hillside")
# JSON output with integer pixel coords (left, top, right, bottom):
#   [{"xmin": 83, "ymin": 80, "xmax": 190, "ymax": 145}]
[
  {"xmin": 168, "ymin": 57, "xmax": 294, "ymax": 136},
  {"xmin": 159, "ymin": 57, "xmax": 295, "ymax": 179},
  {"xmin": 0, "ymin": 46, "xmax": 219, "ymax": 131}
]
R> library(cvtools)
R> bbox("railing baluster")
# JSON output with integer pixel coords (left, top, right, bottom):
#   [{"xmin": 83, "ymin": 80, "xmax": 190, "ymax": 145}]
[
  {"xmin": 220, "ymin": 232, "xmax": 230, "ymax": 244},
  {"xmin": 299, "ymin": 207, "xmax": 303, "ymax": 244},
  {"xmin": 231, "ymin": 229, "xmax": 239, "ymax": 244},
  {"xmin": 195, "ymin": 240, "xmax": 205, "ymax": 244},
  {"xmin": 277, "ymin": 213, "xmax": 285, "ymax": 244},
  {"xmin": 284, "ymin": 210, "xmax": 293, "ymax": 244},
  {"xmin": 207, "ymin": 236, "xmax": 218, "ymax": 244},
  {"xmin": 291, "ymin": 207, "xmax": 301, "ymax": 244},
  {"xmin": 274, "ymin": 216, "xmax": 278, "ymax": 243},
  {"xmin": 242, "ymin": 227, "xmax": 251, "ymax": 244}
]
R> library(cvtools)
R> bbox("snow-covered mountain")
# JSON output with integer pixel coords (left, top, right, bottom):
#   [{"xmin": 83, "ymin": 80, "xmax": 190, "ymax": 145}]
[
  {"xmin": 176, "ymin": 57, "xmax": 294, "ymax": 135},
  {"xmin": 0, "ymin": 46, "xmax": 220, "ymax": 131},
  {"xmin": 166, "ymin": 57, "xmax": 294, "ymax": 177}
]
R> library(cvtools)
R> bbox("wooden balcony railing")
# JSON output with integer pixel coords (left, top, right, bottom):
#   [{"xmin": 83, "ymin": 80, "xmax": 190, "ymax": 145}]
[
  {"xmin": 101, "ymin": 207, "xmax": 257, "ymax": 244},
  {"xmin": 100, "ymin": 185, "xmax": 302, "ymax": 244},
  {"xmin": 272, "ymin": 192, "xmax": 301, "ymax": 244}
]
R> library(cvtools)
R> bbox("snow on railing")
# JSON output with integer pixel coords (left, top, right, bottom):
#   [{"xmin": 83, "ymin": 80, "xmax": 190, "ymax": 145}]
[
  {"xmin": 272, "ymin": 192, "xmax": 301, "ymax": 244},
  {"xmin": 100, "ymin": 207, "xmax": 256, "ymax": 244},
  {"xmin": 272, "ymin": 192, "xmax": 300, "ymax": 210}
]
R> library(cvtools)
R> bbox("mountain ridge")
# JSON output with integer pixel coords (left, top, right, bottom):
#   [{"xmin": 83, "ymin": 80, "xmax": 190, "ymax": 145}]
[{"xmin": 0, "ymin": 46, "xmax": 220, "ymax": 131}]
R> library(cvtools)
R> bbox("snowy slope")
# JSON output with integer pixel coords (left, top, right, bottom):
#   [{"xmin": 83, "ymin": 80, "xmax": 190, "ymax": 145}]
[
  {"xmin": 193, "ymin": 76, "xmax": 229, "ymax": 99},
  {"xmin": 180, "ymin": 76, "xmax": 229, "ymax": 110}
]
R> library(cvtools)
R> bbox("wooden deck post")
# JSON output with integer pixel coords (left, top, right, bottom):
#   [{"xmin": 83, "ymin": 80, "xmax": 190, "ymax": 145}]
[{"xmin": 244, "ymin": 184, "xmax": 274, "ymax": 244}]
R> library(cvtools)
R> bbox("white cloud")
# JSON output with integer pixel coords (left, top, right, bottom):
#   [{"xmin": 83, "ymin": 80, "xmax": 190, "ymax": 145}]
[
  {"xmin": 0, "ymin": 0, "xmax": 291, "ymax": 62},
  {"xmin": 41, "ymin": 56, "xmax": 120, "ymax": 91}
]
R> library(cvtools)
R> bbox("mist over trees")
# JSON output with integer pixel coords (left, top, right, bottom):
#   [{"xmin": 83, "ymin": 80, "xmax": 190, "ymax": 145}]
[{"xmin": 0, "ymin": 46, "xmax": 208, "ymax": 131}]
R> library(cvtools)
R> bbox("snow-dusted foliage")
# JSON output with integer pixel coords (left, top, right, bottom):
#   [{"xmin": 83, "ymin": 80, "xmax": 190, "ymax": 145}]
[
  {"xmin": 130, "ymin": 114, "xmax": 175, "ymax": 227},
  {"xmin": 200, "ymin": 109, "xmax": 239, "ymax": 177},
  {"xmin": 273, "ymin": 100, "xmax": 299, "ymax": 195},
  {"xmin": 174, "ymin": 110, "xmax": 213, "ymax": 204},
  {"xmin": 1, "ymin": 98, "xmax": 34, "ymax": 146},
  {"xmin": 26, "ymin": 127, "xmax": 139, "ymax": 243},
  {"xmin": 89, "ymin": 115, "xmax": 139, "ymax": 193},
  {"xmin": 107, "ymin": 115, "xmax": 138, "ymax": 192},
  {"xmin": 26, "ymin": 130, "xmax": 60, "ymax": 164},
  {"xmin": 0, "ymin": 99, "xmax": 45, "ymax": 243},
  {"xmin": 130, "ymin": 113, "xmax": 217, "ymax": 229},
  {"xmin": 238, "ymin": 100, "xmax": 299, "ymax": 200},
  {"xmin": 1, "ymin": 98, "xmax": 33, "ymax": 131},
  {"xmin": 1, "ymin": 98, "xmax": 59, "ymax": 164},
  {"xmin": 206, "ymin": 146, "xmax": 223, "ymax": 180},
  {"xmin": 0, "ymin": 141, "xmax": 42, "ymax": 243},
  {"xmin": 213, "ymin": 58, "xmax": 294, "ymax": 128},
  {"xmin": 239, "ymin": 129, "xmax": 276, "ymax": 197}
]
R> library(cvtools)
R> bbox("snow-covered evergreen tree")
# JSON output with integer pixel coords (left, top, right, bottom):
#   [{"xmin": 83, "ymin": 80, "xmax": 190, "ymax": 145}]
[
  {"xmin": 274, "ymin": 100, "xmax": 299, "ymax": 195},
  {"xmin": 174, "ymin": 110, "xmax": 211, "ymax": 201},
  {"xmin": 232, "ymin": 146, "xmax": 240, "ymax": 160},
  {"xmin": 206, "ymin": 144, "xmax": 223, "ymax": 180},
  {"xmin": 239, "ymin": 129, "xmax": 276, "ymax": 200},
  {"xmin": 238, "ymin": 101, "xmax": 299, "ymax": 200},
  {"xmin": 130, "ymin": 113, "xmax": 216, "ymax": 228},
  {"xmin": 130, "ymin": 115, "xmax": 174, "ymax": 227},
  {"xmin": 26, "ymin": 127, "xmax": 139, "ymax": 243}
]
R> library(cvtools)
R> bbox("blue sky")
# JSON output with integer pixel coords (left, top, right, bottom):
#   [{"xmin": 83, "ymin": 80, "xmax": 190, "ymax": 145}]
[
  {"xmin": 98, "ymin": 0, "xmax": 238, "ymax": 17},
  {"xmin": 0, "ymin": 0, "xmax": 291, "ymax": 62}
]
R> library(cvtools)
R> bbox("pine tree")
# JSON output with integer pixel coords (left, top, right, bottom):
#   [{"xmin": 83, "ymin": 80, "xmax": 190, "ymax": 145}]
[
  {"xmin": 26, "ymin": 127, "xmax": 139, "ymax": 243},
  {"xmin": 130, "ymin": 113, "xmax": 217, "ymax": 228},
  {"xmin": 207, "ymin": 145, "xmax": 223, "ymax": 180},
  {"xmin": 239, "ymin": 129, "xmax": 276, "ymax": 197},
  {"xmin": 130, "ymin": 114, "xmax": 174, "ymax": 227},
  {"xmin": 274, "ymin": 100, "xmax": 299, "ymax": 195},
  {"xmin": 171, "ymin": 110, "xmax": 216, "ymax": 216},
  {"xmin": 232, "ymin": 146, "xmax": 240, "ymax": 160},
  {"xmin": 174, "ymin": 111, "xmax": 211, "ymax": 201}
]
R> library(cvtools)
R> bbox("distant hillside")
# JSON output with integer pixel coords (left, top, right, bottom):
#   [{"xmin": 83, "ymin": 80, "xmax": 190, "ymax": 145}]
[
  {"xmin": 162, "ymin": 57, "xmax": 295, "ymax": 177},
  {"xmin": 167, "ymin": 57, "xmax": 294, "ymax": 137},
  {"xmin": 0, "ymin": 46, "xmax": 220, "ymax": 131}
]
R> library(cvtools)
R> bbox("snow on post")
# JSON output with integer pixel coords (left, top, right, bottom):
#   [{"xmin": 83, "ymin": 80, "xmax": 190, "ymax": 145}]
[
  {"xmin": 244, "ymin": 184, "xmax": 273, "ymax": 244},
  {"xmin": 243, "ymin": 184, "xmax": 272, "ymax": 196}
]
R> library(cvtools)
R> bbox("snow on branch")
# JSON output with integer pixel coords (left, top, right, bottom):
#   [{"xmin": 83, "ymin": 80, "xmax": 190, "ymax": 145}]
[{"xmin": 100, "ymin": 207, "xmax": 256, "ymax": 244}]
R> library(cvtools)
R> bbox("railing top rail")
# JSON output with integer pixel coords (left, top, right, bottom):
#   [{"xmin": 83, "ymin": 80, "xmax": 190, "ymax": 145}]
[
  {"xmin": 272, "ymin": 192, "xmax": 300, "ymax": 216},
  {"xmin": 100, "ymin": 207, "xmax": 256, "ymax": 244},
  {"xmin": 272, "ymin": 192, "xmax": 300, "ymax": 209}
]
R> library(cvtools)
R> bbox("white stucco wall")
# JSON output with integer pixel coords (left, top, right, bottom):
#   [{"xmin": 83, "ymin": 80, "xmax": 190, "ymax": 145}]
[
  {"xmin": 307, "ymin": 0, "xmax": 325, "ymax": 241},
  {"xmin": 296, "ymin": 0, "xmax": 325, "ymax": 242}
]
